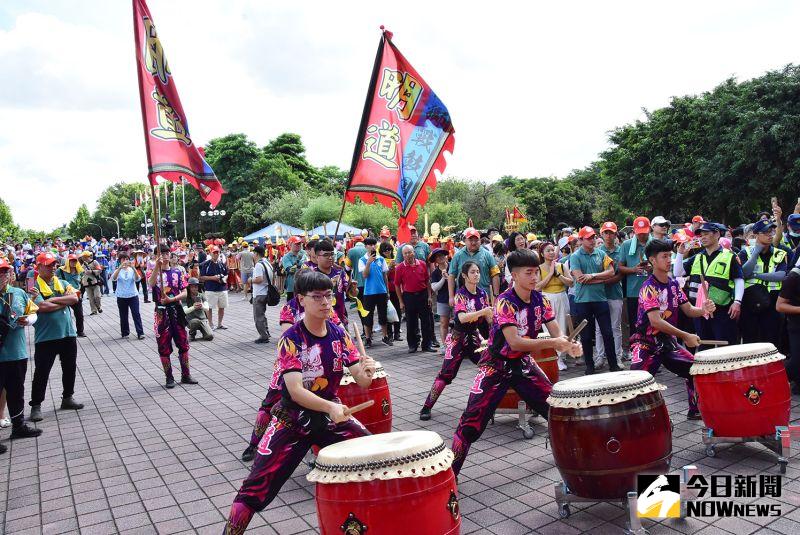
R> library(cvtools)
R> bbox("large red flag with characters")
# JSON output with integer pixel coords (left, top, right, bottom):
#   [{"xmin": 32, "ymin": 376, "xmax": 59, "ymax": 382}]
[
  {"xmin": 345, "ymin": 27, "xmax": 455, "ymax": 242},
  {"xmin": 132, "ymin": 0, "xmax": 225, "ymax": 207}
]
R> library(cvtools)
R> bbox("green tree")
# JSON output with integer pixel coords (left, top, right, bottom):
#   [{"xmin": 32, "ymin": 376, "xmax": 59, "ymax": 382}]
[
  {"xmin": 344, "ymin": 202, "xmax": 398, "ymax": 233},
  {"xmin": 67, "ymin": 204, "xmax": 92, "ymax": 239},
  {"xmin": 301, "ymin": 195, "xmax": 341, "ymax": 229},
  {"xmin": 92, "ymin": 182, "xmax": 147, "ymax": 237},
  {"xmin": 420, "ymin": 201, "xmax": 468, "ymax": 230},
  {"xmin": 263, "ymin": 133, "xmax": 325, "ymax": 190}
]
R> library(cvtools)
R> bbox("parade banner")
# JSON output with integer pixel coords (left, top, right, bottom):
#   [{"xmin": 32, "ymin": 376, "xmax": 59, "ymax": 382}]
[
  {"xmin": 132, "ymin": 0, "xmax": 225, "ymax": 207},
  {"xmin": 345, "ymin": 27, "xmax": 455, "ymax": 241}
]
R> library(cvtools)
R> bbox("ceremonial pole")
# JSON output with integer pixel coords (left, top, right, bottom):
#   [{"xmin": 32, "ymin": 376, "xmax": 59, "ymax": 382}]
[
  {"xmin": 181, "ymin": 178, "xmax": 187, "ymax": 241},
  {"xmin": 150, "ymin": 182, "xmax": 162, "ymax": 246}
]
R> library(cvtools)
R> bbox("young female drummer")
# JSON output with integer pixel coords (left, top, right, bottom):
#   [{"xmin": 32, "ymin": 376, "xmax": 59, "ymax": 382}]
[
  {"xmin": 225, "ymin": 271, "xmax": 376, "ymax": 533},
  {"xmin": 420, "ymin": 261, "xmax": 492, "ymax": 421},
  {"xmin": 241, "ymin": 270, "xmax": 341, "ymax": 462},
  {"xmin": 450, "ymin": 249, "xmax": 582, "ymax": 476},
  {"xmin": 630, "ymin": 239, "xmax": 716, "ymax": 419}
]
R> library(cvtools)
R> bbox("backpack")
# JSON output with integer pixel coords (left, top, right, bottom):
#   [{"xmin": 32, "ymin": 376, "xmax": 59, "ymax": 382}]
[{"xmin": 259, "ymin": 260, "xmax": 281, "ymax": 306}]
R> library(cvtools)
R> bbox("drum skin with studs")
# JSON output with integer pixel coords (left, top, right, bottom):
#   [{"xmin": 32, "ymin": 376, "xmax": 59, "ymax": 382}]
[
  {"xmin": 691, "ymin": 343, "xmax": 790, "ymax": 437},
  {"xmin": 308, "ymin": 430, "xmax": 461, "ymax": 535},
  {"xmin": 338, "ymin": 361, "xmax": 392, "ymax": 434},
  {"xmin": 548, "ymin": 371, "xmax": 672, "ymax": 499}
]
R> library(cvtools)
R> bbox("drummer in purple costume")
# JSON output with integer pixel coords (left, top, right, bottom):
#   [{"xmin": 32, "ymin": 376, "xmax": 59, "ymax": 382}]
[
  {"xmin": 224, "ymin": 270, "xmax": 376, "ymax": 534},
  {"xmin": 630, "ymin": 239, "xmax": 716, "ymax": 420},
  {"xmin": 420, "ymin": 261, "xmax": 492, "ymax": 420},
  {"xmin": 241, "ymin": 270, "xmax": 342, "ymax": 462},
  {"xmin": 451, "ymin": 249, "xmax": 582, "ymax": 476}
]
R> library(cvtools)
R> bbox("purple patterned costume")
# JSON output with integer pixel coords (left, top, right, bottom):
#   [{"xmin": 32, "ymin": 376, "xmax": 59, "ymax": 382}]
[
  {"xmin": 224, "ymin": 319, "xmax": 369, "ymax": 533},
  {"xmin": 423, "ymin": 286, "xmax": 490, "ymax": 410},
  {"xmin": 152, "ymin": 268, "xmax": 190, "ymax": 381},
  {"xmin": 630, "ymin": 275, "xmax": 698, "ymax": 412},
  {"xmin": 451, "ymin": 287, "xmax": 555, "ymax": 475}
]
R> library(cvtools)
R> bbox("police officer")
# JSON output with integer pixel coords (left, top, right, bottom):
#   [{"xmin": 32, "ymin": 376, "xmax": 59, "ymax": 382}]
[
  {"xmin": 739, "ymin": 219, "xmax": 788, "ymax": 345},
  {"xmin": 674, "ymin": 222, "xmax": 744, "ymax": 349}
]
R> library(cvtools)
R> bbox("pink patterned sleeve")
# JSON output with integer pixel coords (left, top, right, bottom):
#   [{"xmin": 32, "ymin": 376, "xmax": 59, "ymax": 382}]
[
  {"xmin": 541, "ymin": 295, "xmax": 555, "ymax": 323},
  {"xmin": 276, "ymin": 334, "xmax": 302, "ymax": 375},
  {"xmin": 279, "ymin": 304, "xmax": 294, "ymax": 324},
  {"xmin": 494, "ymin": 297, "xmax": 517, "ymax": 328},
  {"xmin": 340, "ymin": 330, "xmax": 360, "ymax": 367},
  {"xmin": 638, "ymin": 283, "xmax": 660, "ymax": 313},
  {"xmin": 676, "ymin": 282, "xmax": 689, "ymax": 307},
  {"xmin": 453, "ymin": 292, "xmax": 468, "ymax": 315}
]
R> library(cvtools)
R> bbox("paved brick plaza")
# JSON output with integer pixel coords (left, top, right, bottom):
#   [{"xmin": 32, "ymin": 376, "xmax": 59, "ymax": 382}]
[{"xmin": 0, "ymin": 295, "xmax": 798, "ymax": 535}]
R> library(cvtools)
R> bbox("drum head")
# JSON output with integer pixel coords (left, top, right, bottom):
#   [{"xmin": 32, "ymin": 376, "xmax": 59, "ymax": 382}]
[
  {"xmin": 341, "ymin": 360, "xmax": 388, "ymax": 385},
  {"xmin": 537, "ymin": 331, "xmax": 551, "ymax": 339},
  {"xmin": 307, "ymin": 430, "xmax": 454, "ymax": 484},
  {"xmin": 691, "ymin": 342, "xmax": 784, "ymax": 375},
  {"xmin": 547, "ymin": 370, "xmax": 666, "ymax": 409}
]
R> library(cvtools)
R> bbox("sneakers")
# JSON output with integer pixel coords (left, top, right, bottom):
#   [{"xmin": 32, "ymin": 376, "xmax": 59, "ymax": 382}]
[
  {"xmin": 254, "ymin": 338, "xmax": 269, "ymax": 344},
  {"xmin": 217, "ymin": 324, "xmax": 228, "ymax": 330},
  {"xmin": 687, "ymin": 410, "xmax": 703, "ymax": 421},
  {"xmin": 241, "ymin": 444, "xmax": 256, "ymax": 462},
  {"xmin": 431, "ymin": 341, "xmax": 441, "ymax": 348},
  {"xmin": 365, "ymin": 338, "xmax": 373, "ymax": 349},
  {"xmin": 180, "ymin": 375, "xmax": 199, "ymax": 385},
  {"xmin": 121, "ymin": 334, "xmax": 129, "ymax": 339},
  {"xmin": 11, "ymin": 424, "xmax": 42, "ymax": 439},
  {"xmin": 419, "ymin": 407, "xmax": 432, "ymax": 421},
  {"xmin": 0, "ymin": 418, "xmax": 10, "ymax": 428},
  {"xmin": 408, "ymin": 347, "xmax": 418, "ymax": 354},
  {"xmin": 60, "ymin": 397, "xmax": 84, "ymax": 410},
  {"xmin": 77, "ymin": 333, "xmax": 87, "ymax": 338},
  {"xmin": 422, "ymin": 347, "xmax": 437, "ymax": 353},
  {"xmin": 393, "ymin": 334, "xmax": 403, "ymax": 342},
  {"xmin": 137, "ymin": 334, "xmax": 145, "ymax": 340},
  {"xmin": 166, "ymin": 377, "xmax": 176, "ymax": 389},
  {"xmin": 29, "ymin": 405, "xmax": 43, "ymax": 422},
  {"xmin": 381, "ymin": 336, "xmax": 393, "ymax": 347}
]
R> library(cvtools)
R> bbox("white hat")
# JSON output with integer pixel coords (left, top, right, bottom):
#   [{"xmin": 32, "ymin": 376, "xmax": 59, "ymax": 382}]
[{"xmin": 651, "ymin": 216, "xmax": 670, "ymax": 226}]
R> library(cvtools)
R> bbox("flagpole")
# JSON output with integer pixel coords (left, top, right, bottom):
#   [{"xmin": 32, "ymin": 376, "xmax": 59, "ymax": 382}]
[
  {"xmin": 150, "ymin": 182, "xmax": 162, "ymax": 246},
  {"xmin": 181, "ymin": 178, "xmax": 187, "ymax": 241},
  {"xmin": 172, "ymin": 182, "xmax": 176, "ymax": 218}
]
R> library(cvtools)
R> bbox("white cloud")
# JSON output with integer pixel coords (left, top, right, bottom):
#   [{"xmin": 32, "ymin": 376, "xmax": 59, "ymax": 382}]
[{"xmin": 1, "ymin": 0, "xmax": 798, "ymax": 230}]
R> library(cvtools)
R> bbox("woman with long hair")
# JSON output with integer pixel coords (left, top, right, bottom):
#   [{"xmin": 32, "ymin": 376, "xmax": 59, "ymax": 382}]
[{"xmin": 537, "ymin": 241, "xmax": 574, "ymax": 370}]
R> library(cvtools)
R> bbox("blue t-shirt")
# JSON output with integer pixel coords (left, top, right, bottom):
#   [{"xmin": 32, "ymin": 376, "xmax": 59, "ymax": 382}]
[
  {"xmin": 200, "ymin": 259, "xmax": 228, "ymax": 292},
  {"xmin": 0, "ymin": 286, "xmax": 34, "ymax": 361},
  {"xmin": 115, "ymin": 267, "xmax": 139, "ymax": 298},
  {"xmin": 358, "ymin": 254, "xmax": 388, "ymax": 296}
]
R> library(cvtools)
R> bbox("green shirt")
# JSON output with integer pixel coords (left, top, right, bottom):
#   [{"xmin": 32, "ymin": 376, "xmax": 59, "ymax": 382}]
[
  {"xmin": 347, "ymin": 244, "xmax": 367, "ymax": 287},
  {"xmin": 395, "ymin": 241, "xmax": 431, "ymax": 264},
  {"xmin": 280, "ymin": 251, "xmax": 306, "ymax": 293},
  {"xmin": 33, "ymin": 278, "xmax": 77, "ymax": 343},
  {"xmin": 619, "ymin": 236, "xmax": 652, "ymax": 298},
  {"xmin": 56, "ymin": 267, "xmax": 81, "ymax": 291},
  {"xmin": 598, "ymin": 244, "xmax": 624, "ymax": 301},
  {"xmin": 448, "ymin": 247, "xmax": 498, "ymax": 292},
  {"xmin": 0, "ymin": 286, "xmax": 32, "ymax": 362},
  {"xmin": 570, "ymin": 247, "xmax": 613, "ymax": 303}
]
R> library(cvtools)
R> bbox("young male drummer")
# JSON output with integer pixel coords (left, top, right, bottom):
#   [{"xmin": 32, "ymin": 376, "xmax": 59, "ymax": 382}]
[
  {"xmin": 450, "ymin": 249, "xmax": 582, "ymax": 476},
  {"xmin": 630, "ymin": 239, "xmax": 716, "ymax": 420},
  {"xmin": 225, "ymin": 270, "xmax": 376, "ymax": 533}
]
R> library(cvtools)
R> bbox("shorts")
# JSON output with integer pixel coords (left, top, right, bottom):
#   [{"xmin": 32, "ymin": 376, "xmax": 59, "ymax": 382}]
[
  {"xmin": 437, "ymin": 302, "xmax": 452, "ymax": 317},
  {"xmin": 241, "ymin": 270, "xmax": 253, "ymax": 284},
  {"xmin": 206, "ymin": 290, "xmax": 229, "ymax": 309}
]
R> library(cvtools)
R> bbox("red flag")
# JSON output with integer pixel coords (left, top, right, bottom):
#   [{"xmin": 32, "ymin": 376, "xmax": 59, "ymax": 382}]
[
  {"xmin": 135, "ymin": 193, "xmax": 141, "ymax": 207},
  {"xmin": 132, "ymin": 0, "xmax": 225, "ymax": 207},
  {"xmin": 513, "ymin": 206, "xmax": 527, "ymax": 223},
  {"xmin": 468, "ymin": 218, "xmax": 474, "ymax": 228},
  {"xmin": 345, "ymin": 27, "xmax": 455, "ymax": 242}
]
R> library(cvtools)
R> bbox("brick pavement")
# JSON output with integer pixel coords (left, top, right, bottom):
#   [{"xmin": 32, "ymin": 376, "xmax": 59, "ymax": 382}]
[{"xmin": 0, "ymin": 293, "xmax": 798, "ymax": 534}]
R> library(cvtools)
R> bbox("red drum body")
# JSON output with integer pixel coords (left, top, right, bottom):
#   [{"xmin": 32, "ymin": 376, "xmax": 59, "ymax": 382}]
[
  {"xmin": 534, "ymin": 334, "xmax": 559, "ymax": 384},
  {"xmin": 692, "ymin": 344, "xmax": 790, "ymax": 438},
  {"xmin": 548, "ymin": 371, "xmax": 672, "ymax": 499},
  {"xmin": 497, "ymin": 388, "xmax": 522, "ymax": 409},
  {"xmin": 338, "ymin": 363, "xmax": 392, "ymax": 434},
  {"xmin": 310, "ymin": 431, "xmax": 461, "ymax": 535}
]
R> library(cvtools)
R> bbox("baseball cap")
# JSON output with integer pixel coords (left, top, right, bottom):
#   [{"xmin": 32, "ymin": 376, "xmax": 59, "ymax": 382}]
[
  {"xmin": 0, "ymin": 258, "xmax": 12, "ymax": 271},
  {"xmin": 633, "ymin": 216, "xmax": 651, "ymax": 235},
  {"xmin": 464, "ymin": 228, "xmax": 480, "ymax": 239},
  {"xmin": 491, "ymin": 234, "xmax": 503, "ymax": 242},
  {"xmin": 380, "ymin": 228, "xmax": 392, "ymax": 238},
  {"xmin": 577, "ymin": 226, "xmax": 596, "ymax": 240},
  {"xmin": 287, "ymin": 236, "xmax": 302, "ymax": 245},
  {"xmin": 408, "ymin": 225, "xmax": 417, "ymax": 232},
  {"xmin": 788, "ymin": 213, "xmax": 800, "ymax": 229},
  {"xmin": 557, "ymin": 236, "xmax": 570, "ymax": 250},
  {"xmin": 36, "ymin": 252, "xmax": 58, "ymax": 265},
  {"xmin": 691, "ymin": 215, "xmax": 705, "ymax": 224},
  {"xmin": 751, "ymin": 219, "xmax": 777, "ymax": 234},
  {"xmin": 672, "ymin": 232, "xmax": 690, "ymax": 244},
  {"xmin": 67, "ymin": 254, "xmax": 78, "ymax": 261},
  {"xmin": 651, "ymin": 216, "xmax": 671, "ymax": 226},
  {"xmin": 210, "ymin": 246, "xmax": 220, "ymax": 253},
  {"xmin": 526, "ymin": 233, "xmax": 537, "ymax": 242},
  {"xmin": 600, "ymin": 221, "xmax": 617, "ymax": 233},
  {"xmin": 187, "ymin": 277, "xmax": 200, "ymax": 285},
  {"xmin": 698, "ymin": 221, "xmax": 724, "ymax": 233}
]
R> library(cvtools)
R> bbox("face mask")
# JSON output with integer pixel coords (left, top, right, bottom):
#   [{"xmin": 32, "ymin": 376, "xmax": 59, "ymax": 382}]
[
  {"xmin": 789, "ymin": 229, "xmax": 800, "ymax": 238},
  {"xmin": 748, "ymin": 238, "xmax": 757, "ymax": 247}
]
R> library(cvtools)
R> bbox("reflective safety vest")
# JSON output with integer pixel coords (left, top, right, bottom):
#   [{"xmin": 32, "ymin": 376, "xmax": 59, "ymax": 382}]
[
  {"xmin": 742, "ymin": 246, "xmax": 787, "ymax": 292},
  {"xmin": 689, "ymin": 249, "xmax": 735, "ymax": 306}
]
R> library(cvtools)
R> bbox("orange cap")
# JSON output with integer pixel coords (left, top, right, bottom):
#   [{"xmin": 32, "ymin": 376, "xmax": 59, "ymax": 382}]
[
  {"xmin": 464, "ymin": 228, "xmax": 480, "ymax": 239},
  {"xmin": 36, "ymin": 252, "xmax": 58, "ymax": 265},
  {"xmin": 600, "ymin": 221, "xmax": 617, "ymax": 233},
  {"xmin": 67, "ymin": 254, "xmax": 78, "ymax": 261},
  {"xmin": 380, "ymin": 228, "xmax": 392, "ymax": 238},
  {"xmin": 0, "ymin": 258, "xmax": 12, "ymax": 271},
  {"xmin": 287, "ymin": 236, "xmax": 302, "ymax": 245},
  {"xmin": 633, "ymin": 216, "xmax": 651, "ymax": 235},
  {"xmin": 691, "ymin": 215, "xmax": 705, "ymax": 224},
  {"xmin": 209, "ymin": 246, "xmax": 220, "ymax": 253},
  {"xmin": 577, "ymin": 226, "xmax": 596, "ymax": 240}
]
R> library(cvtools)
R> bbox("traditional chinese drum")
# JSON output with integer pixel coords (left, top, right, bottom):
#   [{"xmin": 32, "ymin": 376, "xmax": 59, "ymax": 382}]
[
  {"xmin": 309, "ymin": 430, "xmax": 461, "ymax": 535},
  {"xmin": 690, "ymin": 343, "xmax": 790, "ymax": 437},
  {"xmin": 548, "ymin": 371, "xmax": 672, "ymax": 499},
  {"xmin": 533, "ymin": 332, "xmax": 559, "ymax": 384},
  {"xmin": 338, "ymin": 361, "xmax": 391, "ymax": 434}
]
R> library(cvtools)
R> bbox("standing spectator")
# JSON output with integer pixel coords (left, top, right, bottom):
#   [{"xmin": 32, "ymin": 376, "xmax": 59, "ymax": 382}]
[
  {"xmin": 380, "ymin": 241, "xmax": 402, "ymax": 342},
  {"xmin": 395, "ymin": 245, "xmax": 436, "ymax": 353},
  {"xmin": 251, "ymin": 246, "xmax": 274, "ymax": 344},
  {"xmin": 536, "ymin": 241, "xmax": 573, "ymax": 369},
  {"xmin": 570, "ymin": 226, "xmax": 621, "ymax": 373},
  {"xmin": 227, "ymin": 247, "xmax": 241, "ymax": 292},
  {"xmin": 776, "ymin": 254, "xmax": 800, "ymax": 394},
  {"xmin": 394, "ymin": 225, "xmax": 431, "ymax": 264},
  {"xmin": 29, "ymin": 252, "xmax": 84, "ymax": 422},
  {"xmin": 56, "ymin": 254, "xmax": 86, "ymax": 337},
  {"xmin": 281, "ymin": 237, "xmax": 304, "ymax": 301},
  {"xmin": 97, "ymin": 253, "xmax": 110, "ymax": 295},
  {"xmin": 80, "ymin": 251, "xmax": 103, "ymax": 315},
  {"xmin": 183, "ymin": 278, "xmax": 213, "ymax": 341},
  {"xmin": 358, "ymin": 237, "xmax": 391, "ymax": 347},
  {"xmin": 595, "ymin": 222, "xmax": 624, "ymax": 368},
  {"xmin": 618, "ymin": 216, "xmax": 653, "ymax": 352},
  {"xmin": 239, "ymin": 243, "xmax": 255, "ymax": 297},
  {"xmin": 111, "ymin": 252, "xmax": 145, "ymax": 340},
  {"xmin": 650, "ymin": 216, "xmax": 671, "ymax": 240},
  {"xmin": 448, "ymin": 228, "xmax": 500, "ymax": 305},
  {"xmin": 134, "ymin": 250, "xmax": 150, "ymax": 302},
  {"xmin": 200, "ymin": 246, "xmax": 229, "ymax": 330},
  {"xmin": 303, "ymin": 239, "xmax": 319, "ymax": 268},
  {"xmin": 429, "ymin": 248, "xmax": 451, "ymax": 352}
]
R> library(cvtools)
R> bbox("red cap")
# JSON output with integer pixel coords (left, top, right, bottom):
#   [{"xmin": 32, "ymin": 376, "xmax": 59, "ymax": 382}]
[
  {"xmin": 0, "ymin": 258, "xmax": 12, "ymax": 271},
  {"xmin": 407, "ymin": 225, "xmax": 417, "ymax": 232},
  {"xmin": 67, "ymin": 254, "xmax": 78, "ymax": 261},
  {"xmin": 36, "ymin": 252, "xmax": 58, "ymax": 265},
  {"xmin": 633, "ymin": 216, "xmax": 651, "ymax": 235},
  {"xmin": 577, "ymin": 226, "xmax": 596, "ymax": 240},
  {"xmin": 692, "ymin": 215, "xmax": 705, "ymax": 224},
  {"xmin": 673, "ymin": 232, "xmax": 690, "ymax": 244},
  {"xmin": 464, "ymin": 228, "xmax": 480, "ymax": 239},
  {"xmin": 287, "ymin": 236, "xmax": 302, "ymax": 245},
  {"xmin": 600, "ymin": 221, "xmax": 618, "ymax": 233},
  {"xmin": 380, "ymin": 228, "xmax": 392, "ymax": 238},
  {"xmin": 210, "ymin": 246, "xmax": 220, "ymax": 253}
]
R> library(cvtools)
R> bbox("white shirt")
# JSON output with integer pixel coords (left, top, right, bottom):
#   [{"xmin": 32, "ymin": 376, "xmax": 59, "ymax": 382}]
[{"xmin": 252, "ymin": 260, "xmax": 274, "ymax": 297}]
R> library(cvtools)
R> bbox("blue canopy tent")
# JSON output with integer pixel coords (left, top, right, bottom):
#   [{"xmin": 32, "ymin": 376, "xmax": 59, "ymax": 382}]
[
  {"xmin": 242, "ymin": 222, "xmax": 304, "ymax": 242},
  {"xmin": 309, "ymin": 221, "xmax": 365, "ymax": 239}
]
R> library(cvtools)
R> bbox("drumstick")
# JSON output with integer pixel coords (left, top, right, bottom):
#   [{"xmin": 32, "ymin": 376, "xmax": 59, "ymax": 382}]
[
  {"xmin": 568, "ymin": 319, "xmax": 588, "ymax": 342},
  {"xmin": 699, "ymin": 340, "xmax": 729, "ymax": 346},
  {"xmin": 343, "ymin": 400, "xmax": 374, "ymax": 417},
  {"xmin": 566, "ymin": 314, "xmax": 574, "ymax": 337},
  {"xmin": 350, "ymin": 323, "xmax": 374, "ymax": 378}
]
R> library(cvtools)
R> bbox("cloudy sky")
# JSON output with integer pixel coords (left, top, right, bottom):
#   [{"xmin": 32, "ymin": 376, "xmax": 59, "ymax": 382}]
[{"xmin": 1, "ymin": 1, "xmax": 798, "ymax": 231}]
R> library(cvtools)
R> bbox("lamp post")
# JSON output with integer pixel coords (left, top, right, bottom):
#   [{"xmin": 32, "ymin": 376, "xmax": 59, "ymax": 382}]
[
  {"xmin": 103, "ymin": 216, "xmax": 120, "ymax": 238},
  {"xmin": 87, "ymin": 222, "xmax": 104, "ymax": 238},
  {"xmin": 200, "ymin": 208, "xmax": 226, "ymax": 235}
]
